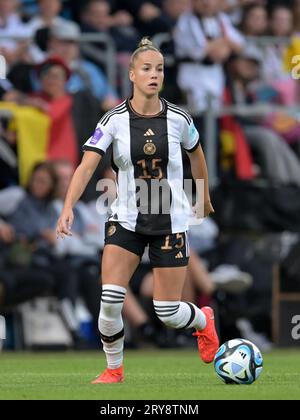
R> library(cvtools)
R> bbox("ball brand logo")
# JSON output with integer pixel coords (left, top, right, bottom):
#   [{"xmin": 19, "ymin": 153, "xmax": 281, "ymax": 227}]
[
  {"xmin": 0, "ymin": 315, "xmax": 6, "ymax": 341},
  {"xmin": 291, "ymin": 315, "xmax": 300, "ymax": 340},
  {"xmin": 0, "ymin": 55, "xmax": 7, "ymax": 79},
  {"xmin": 292, "ymin": 55, "xmax": 300, "ymax": 80}
]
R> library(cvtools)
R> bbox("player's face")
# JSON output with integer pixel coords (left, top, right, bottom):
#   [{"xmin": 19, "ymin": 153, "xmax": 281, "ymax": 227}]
[{"xmin": 130, "ymin": 50, "xmax": 164, "ymax": 97}]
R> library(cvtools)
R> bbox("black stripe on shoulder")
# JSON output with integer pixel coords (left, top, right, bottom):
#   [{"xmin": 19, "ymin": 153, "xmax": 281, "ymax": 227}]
[
  {"xmin": 168, "ymin": 107, "xmax": 191, "ymax": 125},
  {"xmin": 166, "ymin": 101, "xmax": 192, "ymax": 124},
  {"xmin": 99, "ymin": 101, "xmax": 127, "ymax": 125},
  {"xmin": 167, "ymin": 101, "xmax": 192, "ymax": 122},
  {"xmin": 167, "ymin": 101, "xmax": 192, "ymax": 121},
  {"xmin": 100, "ymin": 106, "xmax": 127, "ymax": 126},
  {"xmin": 99, "ymin": 104, "xmax": 124, "ymax": 124},
  {"xmin": 101, "ymin": 101, "xmax": 126, "ymax": 120},
  {"xmin": 102, "ymin": 107, "xmax": 127, "ymax": 126},
  {"xmin": 168, "ymin": 106, "xmax": 192, "ymax": 125},
  {"xmin": 82, "ymin": 146, "xmax": 105, "ymax": 156},
  {"xmin": 184, "ymin": 140, "xmax": 200, "ymax": 153}
]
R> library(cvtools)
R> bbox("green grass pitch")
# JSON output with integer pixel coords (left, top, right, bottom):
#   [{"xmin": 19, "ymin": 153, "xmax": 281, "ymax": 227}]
[{"xmin": 0, "ymin": 349, "xmax": 299, "ymax": 400}]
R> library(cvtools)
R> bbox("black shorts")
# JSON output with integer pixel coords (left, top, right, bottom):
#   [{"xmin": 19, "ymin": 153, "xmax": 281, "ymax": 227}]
[{"xmin": 104, "ymin": 222, "xmax": 190, "ymax": 268}]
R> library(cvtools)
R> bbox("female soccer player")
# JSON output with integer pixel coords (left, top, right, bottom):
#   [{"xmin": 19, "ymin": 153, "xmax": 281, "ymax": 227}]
[{"xmin": 56, "ymin": 38, "xmax": 219, "ymax": 384}]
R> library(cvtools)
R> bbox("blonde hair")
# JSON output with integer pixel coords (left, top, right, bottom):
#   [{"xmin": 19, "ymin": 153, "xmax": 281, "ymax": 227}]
[{"xmin": 130, "ymin": 37, "xmax": 162, "ymax": 69}]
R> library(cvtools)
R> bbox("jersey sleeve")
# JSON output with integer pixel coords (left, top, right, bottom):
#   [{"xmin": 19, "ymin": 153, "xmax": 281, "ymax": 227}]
[
  {"xmin": 181, "ymin": 118, "xmax": 200, "ymax": 153},
  {"xmin": 82, "ymin": 118, "xmax": 114, "ymax": 156}
]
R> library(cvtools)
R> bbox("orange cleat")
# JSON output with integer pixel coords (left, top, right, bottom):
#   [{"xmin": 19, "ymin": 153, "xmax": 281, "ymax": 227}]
[
  {"xmin": 91, "ymin": 365, "xmax": 124, "ymax": 384},
  {"xmin": 193, "ymin": 306, "xmax": 219, "ymax": 364}
]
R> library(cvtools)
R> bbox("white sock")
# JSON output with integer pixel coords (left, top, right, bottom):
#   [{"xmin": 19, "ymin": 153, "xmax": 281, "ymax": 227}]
[
  {"xmin": 99, "ymin": 284, "xmax": 126, "ymax": 369},
  {"xmin": 153, "ymin": 300, "xmax": 206, "ymax": 330}
]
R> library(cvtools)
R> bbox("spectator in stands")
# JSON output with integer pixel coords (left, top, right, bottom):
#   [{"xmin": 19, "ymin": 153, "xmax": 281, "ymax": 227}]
[
  {"xmin": 0, "ymin": 186, "xmax": 24, "ymax": 227},
  {"xmin": 262, "ymin": 5, "xmax": 295, "ymax": 84},
  {"xmin": 8, "ymin": 21, "xmax": 120, "ymax": 110},
  {"xmin": 174, "ymin": 0, "xmax": 244, "ymax": 115},
  {"xmin": 6, "ymin": 161, "xmax": 87, "ymax": 347},
  {"xmin": 116, "ymin": 0, "xmax": 192, "ymax": 37},
  {"xmin": 0, "ymin": 108, "xmax": 19, "ymax": 188},
  {"xmin": 239, "ymin": 3, "xmax": 268, "ymax": 36},
  {"xmin": 7, "ymin": 161, "xmax": 58, "ymax": 241},
  {"xmin": 114, "ymin": 1, "xmax": 166, "ymax": 37},
  {"xmin": 80, "ymin": 0, "xmax": 139, "ymax": 53},
  {"xmin": 20, "ymin": 0, "xmax": 38, "ymax": 18},
  {"xmin": 0, "ymin": 0, "xmax": 31, "ymax": 65},
  {"xmin": 226, "ymin": 47, "xmax": 300, "ymax": 186},
  {"xmin": 26, "ymin": 0, "xmax": 70, "ymax": 62},
  {"xmin": 50, "ymin": 159, "xmax": 102, "ymax": 334},
  {"xmin": 293, "ymin": 0, "xmax": 300, "ymax": 34},
  {"xmin": 223, "ymin": 0, "xmax": 268, "ymax": 25},
  {"xmin": 261, "ymin": 4, "xmax": 300, "ymax": 143},
  {"xmin": 9, "ymin": 54, "xmax": 108, "ymax": 194},
  {"xmin": 0, "ymin": 164, "xmax": 53, "ymax": 308},
  {"xmin": 20, "ymin": 0, "xmax": 71, "ymax": 19},
  {"xmin": 47, "ymin": 21, "xmax": 120, "ymax": 109},
  {"xmin": 263, "ymin": 5, "xmax": 298, "ymax": 106},
  {"xmin": 27, "ymin": 0, "xmax": 68, "ymax": 34},
  {"xmin": 0, "ymin": 184, "xmax": 55, "ymax": 310},
  {"xmin": 26, "ymin": 56, "xmax": 79, "ymax": 167}
]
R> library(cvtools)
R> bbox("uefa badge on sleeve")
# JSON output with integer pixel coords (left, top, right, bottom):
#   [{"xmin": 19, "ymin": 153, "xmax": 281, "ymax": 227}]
[{"xmin": 89, "ymin": 127, "xmax": 104, "ymax": 145}]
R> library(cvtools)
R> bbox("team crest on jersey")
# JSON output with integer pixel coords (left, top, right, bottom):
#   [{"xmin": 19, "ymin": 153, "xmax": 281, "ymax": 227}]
[
  {"xmin": 144, "ymin": 140, "xmax": 156, "ymax": 155},
  {"xmin": 107, "ymin": 224, "xmax": 117, "ymax": 237}
]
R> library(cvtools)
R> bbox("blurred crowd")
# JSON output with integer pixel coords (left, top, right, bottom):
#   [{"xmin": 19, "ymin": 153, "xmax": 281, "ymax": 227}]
[{"xmin": 1, "ymin": 0, "xmax": 300, "ymax": 351}]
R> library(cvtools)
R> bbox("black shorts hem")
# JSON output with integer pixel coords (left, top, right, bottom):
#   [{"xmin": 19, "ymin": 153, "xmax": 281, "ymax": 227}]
[
  {"xmin": 151, "ymin": 259, "xmax": 189, "ymax": 269},
  {"xmin": 104, "ymin": 242, "xmax": 143, "ymax": 259}
]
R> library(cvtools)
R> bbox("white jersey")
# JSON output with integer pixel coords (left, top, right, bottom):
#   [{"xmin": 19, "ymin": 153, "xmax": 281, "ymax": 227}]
[{"xmin": 83, "ymin": 98, "xmax": 200, "ymax": 236}]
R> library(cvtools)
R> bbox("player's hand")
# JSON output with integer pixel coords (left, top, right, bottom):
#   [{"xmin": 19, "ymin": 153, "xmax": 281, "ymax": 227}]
[
  {"xmin": 192, "ymin": 200, "xmax": 215, "ymax": 219},
  {"xmin": 56, "ymin": 209, "xmax": 74, "ymax": 239},
  {"xmin": 204, "ymin": 201, "xmax": 215, "ymax": 218}
]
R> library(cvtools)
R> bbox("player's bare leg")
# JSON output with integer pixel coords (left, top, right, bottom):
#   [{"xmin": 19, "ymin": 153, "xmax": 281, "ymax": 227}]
[
  {"xmin": 153, "ymin": 266, "xmax": 219, "ymax": 363},
  {"xmin": 92, "ymin": 245, "xmax": 140, "ymax": 384}
]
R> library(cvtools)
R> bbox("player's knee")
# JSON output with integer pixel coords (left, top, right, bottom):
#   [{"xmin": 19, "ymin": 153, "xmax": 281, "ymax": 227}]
[{"xmin": 153, "ymin": 300, "xmax": 181, "ymax": 329}]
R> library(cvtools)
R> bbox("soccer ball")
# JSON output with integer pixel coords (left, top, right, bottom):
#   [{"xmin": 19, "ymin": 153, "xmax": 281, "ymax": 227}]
[{"xmin": 214, "ymin": 339, "xmax": 263, "ymax": 385}]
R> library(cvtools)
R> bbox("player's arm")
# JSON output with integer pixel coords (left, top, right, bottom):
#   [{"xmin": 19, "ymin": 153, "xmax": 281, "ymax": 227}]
[
  {"xmin": 187, "ymin": 145, "xmax": 214, "ymax": 218},
  {"xmin": 57, "ymin": 111, "xmax": 115, "ymax": 238},
  {"xmin": 181, "ymin": 116, "xmax": 214, "ymax": 218},
  {"xmin": 56, "ymin": 151, "xmax": 101, "ymax": 238}
]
